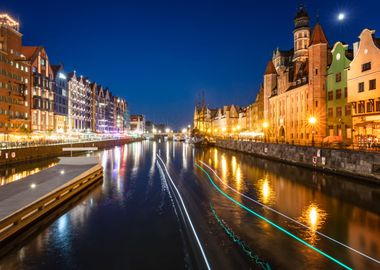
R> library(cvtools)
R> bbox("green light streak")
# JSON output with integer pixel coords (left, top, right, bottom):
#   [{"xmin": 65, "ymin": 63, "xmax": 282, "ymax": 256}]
[
  {"xmin": 210, "ymin": 204, "xmax": 271, "ymax": 270},
  {"xmin": 195, "ymin": 163, "xmax": 353, "ymax": 270}
]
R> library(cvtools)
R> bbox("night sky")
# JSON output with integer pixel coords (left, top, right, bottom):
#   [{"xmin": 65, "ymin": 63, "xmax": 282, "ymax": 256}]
[{"xmin": 2, "ymin": 1, "xmax": 380, "ymax": 128}]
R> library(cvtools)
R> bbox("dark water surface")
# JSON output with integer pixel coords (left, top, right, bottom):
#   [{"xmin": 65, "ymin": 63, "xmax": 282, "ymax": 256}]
[{"xmin": 0, "ymin": 141, "xmax": 379, "ymax": 270}]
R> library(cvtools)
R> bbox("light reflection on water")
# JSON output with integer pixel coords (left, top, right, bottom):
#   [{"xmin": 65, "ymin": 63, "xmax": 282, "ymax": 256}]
[
  {"xmin": 1, "ymin": 142, "xmax": 379, "ymax": 270},
  {"xmin": 199, "ymin": 146, "xmax": 380, "ymax": 269},
  {"xmin": 0, "ymin": 160, "xmax": 58, "ymax": 186}
]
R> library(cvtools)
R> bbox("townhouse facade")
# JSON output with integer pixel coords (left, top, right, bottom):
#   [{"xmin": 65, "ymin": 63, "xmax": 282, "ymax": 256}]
[
  {"xmin": 347, "ymin": 29, "xmax": 380, "ymax": 144},
  {"xmin": 51, "ymin": 64, "xmax": 68, "ymax": 133},
  {"xmin": 23, "ymin": 46, "xmax": 54, "ymax": 132},
  {"xmin": 326, "ymin": 42, "xmax": 352, "ymax": 143}
]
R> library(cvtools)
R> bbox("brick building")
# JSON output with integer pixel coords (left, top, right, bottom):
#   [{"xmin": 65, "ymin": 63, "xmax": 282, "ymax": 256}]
[
  {"xmin": 22, "ymin": 46, "xmax": 54, "ymax": 132},
  {"xmin": 0, "ymin": 14, "xmax": 30, "ymax": 137},
  {"xmin": 263, "ymin": 5, "xmax": 328, "ymax": 144}
]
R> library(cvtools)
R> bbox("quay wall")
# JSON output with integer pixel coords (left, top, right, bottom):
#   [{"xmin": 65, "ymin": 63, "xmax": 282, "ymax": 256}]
[
  {"xmin": 216, "ymin": 139, "xmax": 380, "ymax": 183},
  {"xmin": 0, "ymin": 138, "xmax": 142, "ymax": 166}
]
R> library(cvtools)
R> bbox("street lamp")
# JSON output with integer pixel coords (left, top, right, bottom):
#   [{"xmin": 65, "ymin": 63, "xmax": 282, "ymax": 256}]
[
  {"xmin": 308, "ymin": 116, "xmax": 317, "ymax": 146},
  {"xmin": 262, "ymin": 121, "xmax": 269, "ymax": 142}
]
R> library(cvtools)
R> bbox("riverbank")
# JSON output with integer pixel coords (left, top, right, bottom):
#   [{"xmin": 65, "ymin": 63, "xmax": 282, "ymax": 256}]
[
  {"xmin": 0, "ymin": 138, "xmax": 143, "ymax": 166},
  {"xmin": 216, "ymin": 139, "xmax": 380, "ymax": 184}
]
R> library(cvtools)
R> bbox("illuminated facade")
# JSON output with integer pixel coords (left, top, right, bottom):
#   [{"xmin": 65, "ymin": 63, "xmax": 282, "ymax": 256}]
[
  {"xmin": 67, "ymin": 72, "xmax": 92, "ymax": 132},
  {"xmin": 211, "ymin": 105, "xmax": 240, "ymax": 134},
  {"xmin": 130, "ymin": 114, "xmax": 145, "ymax": 134},
  {"xmin": 263, "ymin": 5, "xmax": 328, "ymax": 144},
  {"xmin": 23, "ymin": 46, "xmax": 54, "ymax": 132},
  {"xmin": 0, "ymin": 14, "xmax": 30, "ymax": 136},
  {"xmin": 347, "ymin": 29, "xmax": 380, "ymax": 143},
  {"xmin": 326, "ymin": 42, "xmax": 352, "ymax": 143},
  {"xmin": 51, "ymin": 64, "xmax": 68, "ymax": 133},
  {"xmin": 114, "ymin": 97, "xmax": 128, "ymax": 133}
]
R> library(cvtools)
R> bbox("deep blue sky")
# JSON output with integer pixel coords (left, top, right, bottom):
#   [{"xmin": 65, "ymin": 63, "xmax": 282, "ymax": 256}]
[{"xmin": 2, "ymin": 1, "xmax": 380, "ymax": 128}]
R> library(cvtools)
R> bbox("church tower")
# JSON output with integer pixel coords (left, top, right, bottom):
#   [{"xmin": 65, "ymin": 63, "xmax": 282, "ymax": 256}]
[{"xmin": 293, "ymin": 4, "xmax": 310, "ymax": 62}]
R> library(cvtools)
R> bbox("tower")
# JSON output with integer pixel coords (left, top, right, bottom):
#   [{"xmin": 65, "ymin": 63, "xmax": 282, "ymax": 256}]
[
  {"xmin": 293, "ymin": 4, "xmax": 310, "ymax": 62},
  {"xmin": 308, "ymin": 22, "xmax": 328, "ymax": 140},
  {"xmin": 263, "ymin": 60, "xmax": 277, "ymax": 122}
]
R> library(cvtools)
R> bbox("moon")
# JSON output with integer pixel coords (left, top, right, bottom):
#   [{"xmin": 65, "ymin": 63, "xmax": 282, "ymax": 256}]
[{"xmin": 338, "ymin": 13, "xmax": 345, "ymax": 21}]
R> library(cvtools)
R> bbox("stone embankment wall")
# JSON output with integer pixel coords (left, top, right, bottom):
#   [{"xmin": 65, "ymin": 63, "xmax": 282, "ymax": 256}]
[
  {"xmin": 216, "ymin": 139, "xmax": 380, "ymax": 182},
  {"xmin": 0, "ymin": 138, "xmax": 142, "ymax": 166}
]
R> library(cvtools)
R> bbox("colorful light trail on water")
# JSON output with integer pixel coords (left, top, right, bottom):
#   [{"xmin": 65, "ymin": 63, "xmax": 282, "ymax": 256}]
[
  {"xmin": 198, "ymin": 160, "xmax": 380, "ymax": 266},
  {"xmin": 195, "ymin": 162, "xmax": 353, "ymax": 270}
]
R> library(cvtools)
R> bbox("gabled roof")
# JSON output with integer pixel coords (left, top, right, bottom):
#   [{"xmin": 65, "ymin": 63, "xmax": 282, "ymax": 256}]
[
  {"xmin": 21, "ymin": 46, "xmax": 40, "ymax": 60},
  {"xmin": 264, "ymin": 60, "xmax": 277, "ymax": 75},
  {"xmin": 310, "ymin": 23, "xmax": 328, "ymax": 45}
]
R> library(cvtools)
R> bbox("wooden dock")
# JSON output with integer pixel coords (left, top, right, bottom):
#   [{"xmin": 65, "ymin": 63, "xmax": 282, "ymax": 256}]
[{"xmin": 0, "ymin": 157, "xmax": 103, "ymax": 243}]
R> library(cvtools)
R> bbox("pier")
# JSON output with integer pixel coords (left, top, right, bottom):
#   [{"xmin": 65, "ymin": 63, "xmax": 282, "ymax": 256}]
[{"xmin": 0, "ymin": 157, "xmax": 103, "ymax": 243}]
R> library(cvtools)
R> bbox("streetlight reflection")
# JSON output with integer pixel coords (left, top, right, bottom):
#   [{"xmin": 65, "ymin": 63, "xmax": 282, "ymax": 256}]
[{"xmin": 299, "ymin": 203, "xmax": 327, "ymax": 245}]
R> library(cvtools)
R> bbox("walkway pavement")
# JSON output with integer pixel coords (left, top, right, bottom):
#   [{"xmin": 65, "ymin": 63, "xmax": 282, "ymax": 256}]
[{"xmin": 0, "ymin": 164, "xmax": 95, "ymax": 221}]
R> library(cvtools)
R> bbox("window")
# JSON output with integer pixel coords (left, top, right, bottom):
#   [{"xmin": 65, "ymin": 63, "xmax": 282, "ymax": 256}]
[
  {"xmin": 336, "ymin": 72, "xmax": 342, "ymax": 82},
  {"xmin": 328, "ymin": 91, "xmax": 333, "ymax": 100},
  {"xmin": 376, "ymin": 100, "xmax": 380, "ymax": 112},
  {"xmin": 345, "ymin": 105, "xmax": 351, "ymax": 116},
  {"xmin": 336, "ymin": 89, "xmax": 342, "ymax": 99},
  {"xmin": 41, "ymin": 58, "xmax": 46, "ymax": 67},
  {"xmin": 315, "ymin": 68, "xmax": 318, "ymax": 75},
  {"xmin": 328, "ymin": 108, "xmax": 333, "ymax": 117},
  {"xmin": 358, "ymin": 101, "xmax": 365, "ymax": 113},
  {"xmin": 367, "ymin": 100, "xmax": 374, "ymax": 112},
  {"xmin": 358, "ymin": 82, "xmax": 365, "ymax": 92},
  {"xmin": 344, "ymin": 87, "xmax": 348, "ymax": 98},
  {"xmin": 362, "ymin": 62, "xmax": 371, "ymax": 72},
  {"xmin": 336, "ymin": 106, "xmax": 342, "ymax": 117},
  {"xmin": 369, "ymin": 79, "xmax": 376, "ymax": 90}
]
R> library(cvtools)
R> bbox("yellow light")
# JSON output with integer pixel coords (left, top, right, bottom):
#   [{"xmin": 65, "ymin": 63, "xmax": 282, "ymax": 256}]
[
  {"xmin": 262, "ymin": 121, "xmax": 269, "ymax": 129},
  {"xmin": 214, "ymin": 128, "xmax": 218, "ymax": 133},
  {"xmin": 309, "ymin": 207, "xmax": 318, "ymax": 227},
  {"xmin": 262, "ymin": 180, "xmax": 269, "ymax": 200},
  {"xmin": 308, "ymin": 116, "xmax": 317, "ymax": 125},
  {"xmin": 182, "ymin": 128, "xmax": 187, "ymax": 134},
  {"xmin": 30, "ymin": 183, "xmax": 36, "ymax": 189},
  {"xmin": 236, "ymin": 125, "xmax": 241, "ymax": 130},
  {"xmin": 231, "ymin": 156, "xmax": 237, "ymax": 172},
  {"xmin": 222, "ymin": 127, "xmax": 226, "ymax": 132},
  {"xmin": 232, "ymin": 128, "xmax": 236, "ymax": 132},
  {"xmin": 165, "ymin": 128, "xmax": 170, "ymax": 133}
]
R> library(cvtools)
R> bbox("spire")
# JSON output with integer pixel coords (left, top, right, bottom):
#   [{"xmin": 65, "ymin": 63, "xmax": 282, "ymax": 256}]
[
  {"xmin": 264, "ymin": 60, "xmax": 276, "ymax": 75},
  {"xmin": 310, "ymin": 23, "xmax": 328, "ymax": 45},
  {"xmin": 294, "ymin": 4, "xmax": 310, "ymax": 30}
]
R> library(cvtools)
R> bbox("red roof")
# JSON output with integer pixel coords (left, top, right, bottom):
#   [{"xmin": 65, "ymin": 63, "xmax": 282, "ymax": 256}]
[
  {"xmin": 21, "ymin": 46, "xmax": 39, "ymax": 60},
  {"xmin": 310, "ymin": 23, "xmax": 328, "ymax": 45}
]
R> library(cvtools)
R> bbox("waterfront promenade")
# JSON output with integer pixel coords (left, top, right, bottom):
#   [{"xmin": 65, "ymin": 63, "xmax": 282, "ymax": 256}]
[{"xmin": 0, "ymin": 157, "xmax": 103, "ymax": 243}]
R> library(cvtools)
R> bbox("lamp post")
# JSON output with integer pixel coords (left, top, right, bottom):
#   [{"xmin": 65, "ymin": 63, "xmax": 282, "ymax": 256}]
[
  {"xmin": 308, "ymin": 116, "xmax": 316, "ymax": 146},
  {"xmin": 262, "ymin": 121, "xmax": 269, "ymax": 142}
]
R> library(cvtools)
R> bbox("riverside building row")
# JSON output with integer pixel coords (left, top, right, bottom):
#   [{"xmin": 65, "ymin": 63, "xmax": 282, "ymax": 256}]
[
  {"xmin": 194, "ymin": 5, "xmax": 380, "ymax": 146},
  {"xmin": 0, "ymin": 14, "xmax": 129, "ymax": 140}
]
